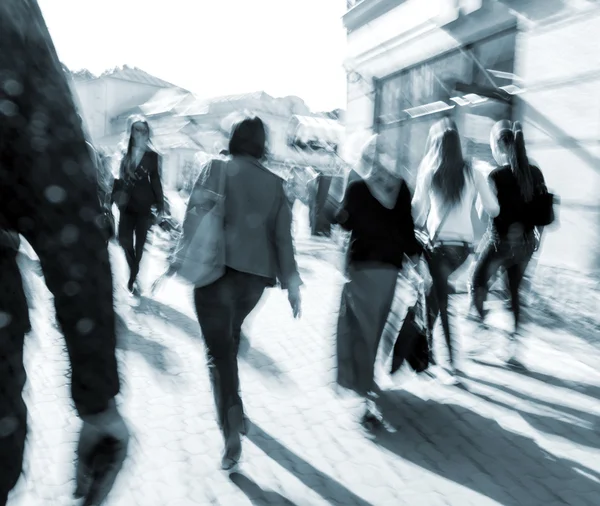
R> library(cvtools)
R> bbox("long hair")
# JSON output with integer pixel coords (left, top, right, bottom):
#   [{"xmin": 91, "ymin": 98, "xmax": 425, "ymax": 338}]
[
  {"xmin": 492, "ymin": 120, "xmax": 534, "ymax": 202},
  {"xmin": 425, "ymin": 119, "xmax": 469, "ymax": 207},
  {"xmin": 120, "ymin": 114, "xmax": 152, "ymax": 178}
]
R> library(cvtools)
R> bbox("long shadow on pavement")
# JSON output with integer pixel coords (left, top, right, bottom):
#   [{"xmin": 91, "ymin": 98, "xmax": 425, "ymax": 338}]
[
  {"xmin": 115, "ymin": 313, "xmax": 180, "ymax": 377},
  {"xmin": 246, "ymin": 421, "xmax": 372, "ymax": 506},
  {"xmin": 460, "ymin": 375, "xmax": 600, "ymax": 450},
  {"xmin": 136, "ymin": 296, "xmax": 294, "ymax": 386},
  {"xmin": 373, "ymin": 390, "xmax": 600, "ymax": 505},
  {"xmin": 238, "ymin": 333, "xmax": 296, "ymax": 388},
  {"xmin": 471, "ymin": 359, "xmax": 600, "ymax": 401},
  {"xmin": 229, "ymin": 472, "xmax": 296, "ymax": 506}
]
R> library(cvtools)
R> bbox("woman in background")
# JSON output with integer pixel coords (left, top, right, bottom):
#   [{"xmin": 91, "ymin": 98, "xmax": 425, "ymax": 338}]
[
  {"xmin": 412, "ymin": 118, "xmax": 499, "ymax": 382},
  {"xmin": 471, "ymin": 120, "xmax": 549, "ymax": 366},
  {"xmin": 335, "ymin": 134, "xmax": 420, "ymax": 429},
  {"xmin": 114, "ymin": 115, "xmax": 164, "ymax": 295}
]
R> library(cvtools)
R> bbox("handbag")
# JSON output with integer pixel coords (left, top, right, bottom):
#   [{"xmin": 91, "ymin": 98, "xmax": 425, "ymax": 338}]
[
  {"xmin": 529, "ymin": 190, "xmax": 556, "ymax": 227},
  {"xmin": 174, "ymin": 159, "xmax": 227, "ymax": 287},
  {"xmin": 390, "ymin": 260, "xmax": 430, "ymax": 374}
]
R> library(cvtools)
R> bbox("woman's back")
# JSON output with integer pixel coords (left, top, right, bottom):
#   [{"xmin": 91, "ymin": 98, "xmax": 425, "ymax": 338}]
[
  {"xmin": 489, "ymin": 164, "xmax": 544, "ymax": 238},
  {"xmin": 217, "ymin": 155, "xmax": 297, "ymax": 286},
  {"xmin": 415, "ymin": 166, "xmax": 498, "ymax": 243}
]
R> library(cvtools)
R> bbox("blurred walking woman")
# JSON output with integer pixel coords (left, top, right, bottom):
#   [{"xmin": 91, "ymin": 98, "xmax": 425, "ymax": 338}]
[
  {"xmin": 335, "ymin": 134, "xmax": 420, "ymax": 427},
  {"xmin": 412, "ymin": 119, "xmax": 499, "ymax": 379},
  {"xmin": 113, "ymin": 116, "xmax": 164, "ymax": 294},
  {"xmin": 471, "ymin": 121, "xmax": 549, "ymax": 364},
  {"xmin": 184, "ymin": 117, "xmax": 302, "ymax": 470}
]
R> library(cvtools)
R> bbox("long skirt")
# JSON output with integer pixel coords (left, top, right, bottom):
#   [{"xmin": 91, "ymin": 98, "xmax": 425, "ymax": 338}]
[{"xmin": 336, "ymin": 263, "xmax": 399, "ymax": 397}]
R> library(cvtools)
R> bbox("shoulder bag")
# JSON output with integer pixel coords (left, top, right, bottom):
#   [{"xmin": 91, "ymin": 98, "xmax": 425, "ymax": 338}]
[{"xmin": 174, "ymin": 159, "xmax": 227, "ymax": 287}]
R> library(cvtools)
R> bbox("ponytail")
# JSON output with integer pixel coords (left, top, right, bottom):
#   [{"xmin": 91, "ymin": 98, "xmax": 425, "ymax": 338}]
[{"xmin": 511, "ymin": 122, "xmax": 535, "ymax": 202}]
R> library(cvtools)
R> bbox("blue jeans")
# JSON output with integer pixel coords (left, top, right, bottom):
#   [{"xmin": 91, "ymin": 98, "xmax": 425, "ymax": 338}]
[
  {"xmin": 424, "ymin": 243, "xmax": 472, "ymax": 367},
  {"xmin": 471, "ymin": 234, "xmax": 536, "ymax": 333}
]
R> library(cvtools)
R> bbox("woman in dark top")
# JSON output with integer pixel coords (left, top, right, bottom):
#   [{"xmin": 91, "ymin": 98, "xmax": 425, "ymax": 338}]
[
  {"xmin": 471, "ymin": 120, "xmax": 548, "ymax": 365},
  {"xmin": 335, "ymin": 134, "xmax": 420, "ymax": 428},
  {"xmin": 114, "ymin": 115, "xmax": 164, "ymax": 294}
]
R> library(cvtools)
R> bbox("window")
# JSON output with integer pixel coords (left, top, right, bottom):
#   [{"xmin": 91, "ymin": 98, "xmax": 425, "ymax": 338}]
[
  {"xmin": 376, "ymin": 30, "xmax": 517, "ymax": 181},
  {"xmin": 472, "ymin": 31, "xmax": 517, "ymax": 89}
]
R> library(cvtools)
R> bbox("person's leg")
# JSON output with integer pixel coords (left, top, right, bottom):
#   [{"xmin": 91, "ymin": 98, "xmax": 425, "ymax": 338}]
[
  {"xmin": 130, "ymin": 212, "xmax": 153, "ymax": 288},
  {"xmin": 427, "ymin": 246, "xmax": 471, "ymax": 370},
  {"xmin": 117, "ymin": 211, "xmax": 136, "ymax": 289},
  {"xmin": 423, "ymin": 250, "xmax": 441, "ymax": 365},
  {"xmin": 193, "ymin": 271, "xmax": 242, "ymax": 468},
  {"xmin": 471, "ymin": 240, "xmax": 505, "ymax": 323},
  {"xmin": 506, "ymin": 252, "xmax": 534, "ymax": 336},
  {"xmin": 0, "ymin": 255, "xmax": 29, "ymax": 504}
]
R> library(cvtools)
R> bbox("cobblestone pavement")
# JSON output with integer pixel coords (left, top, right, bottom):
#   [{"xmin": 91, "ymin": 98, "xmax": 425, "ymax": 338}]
[{"xmin": 8, "ymin": 210, "xmax": 600, "ymax": 506}]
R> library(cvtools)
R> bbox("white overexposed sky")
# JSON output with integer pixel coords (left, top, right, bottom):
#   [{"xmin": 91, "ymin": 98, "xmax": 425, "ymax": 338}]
[{"xmin": 38, "ymin": 0, "xmax": 348, "ymax": 112}]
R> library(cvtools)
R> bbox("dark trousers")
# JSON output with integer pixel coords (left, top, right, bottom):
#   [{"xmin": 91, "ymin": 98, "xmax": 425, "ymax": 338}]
[
  {"xmin": 193, "ymin": 269, "xmax": 267, "ymax": 441},
  {"xmin": 118, "ymin": 209, "xmax": 153, "ymax": 286},
  {"xmin": 0, "ymin": 251, "xmax": 30, "ymax": 504},
  {"xmin": 424, "ymin": 244, "xmax": 471, "ymax": 367},
  {"xmin": 471, "ymin": 234, "xmax": 535, "ymax": 333}
]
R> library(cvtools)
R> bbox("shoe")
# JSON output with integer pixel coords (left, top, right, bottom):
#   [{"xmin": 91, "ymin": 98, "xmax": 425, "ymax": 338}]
[
  {"xmin": 221, "ymin": 433, "xmax": 242, "ymax": 471},
  {"xmin": 240, "ymin": 416, "xmax": 249, "ymax": 436}
]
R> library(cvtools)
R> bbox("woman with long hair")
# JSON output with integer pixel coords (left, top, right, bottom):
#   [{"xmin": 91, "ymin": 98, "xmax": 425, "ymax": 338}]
[
  {"xmin": 412, "ymin": 118, "xmax": 499, "ymax": 381},
  {"xmin": 114, "ymin": 115, "xmax": 164, "ymax": 294},
  {"xmin": 335, "ymin": 133, "xmax": 420, "ymax": 428},
  {"xmin": 471, "ymin": 120, "xmax": 548, "ymax": 365}
]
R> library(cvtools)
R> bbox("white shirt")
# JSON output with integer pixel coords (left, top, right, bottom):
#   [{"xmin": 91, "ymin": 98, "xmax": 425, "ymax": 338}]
[{"xmin": 412, "ymin": 166, "xmax": 500, "ymax": 243}]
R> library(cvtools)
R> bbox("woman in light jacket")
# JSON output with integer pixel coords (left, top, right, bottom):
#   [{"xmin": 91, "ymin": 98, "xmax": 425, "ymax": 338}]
[
  {"xmin": 178, "ymin": 116, "xmax": 302, "ymax": 470},
  {"xmin": 412, "ymin": 118, "xmax": 499, "ymax": 382}
]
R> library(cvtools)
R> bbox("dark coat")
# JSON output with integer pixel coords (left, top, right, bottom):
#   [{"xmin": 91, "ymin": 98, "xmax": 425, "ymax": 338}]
[{"xmin": 0, "ymin": 0, "xmax": 120, "ymax": 417}]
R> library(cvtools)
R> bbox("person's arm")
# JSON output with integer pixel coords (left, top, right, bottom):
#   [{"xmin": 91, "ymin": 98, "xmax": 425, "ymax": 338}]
[
  {"xmin": 474, "ymin": 168, "xmax": 500, "ymax": 219},
  {"xmin": 411, "ymin": 169, "xmax": 432, "ymax": 229},
  {"xmin": 0, "ymin": 0, "xmax": 120, "ymax": 418},
  {"xmin": 399, "ymin": 181, "xmax": 422, "ymax": 259},
  {"xmin": 150, "ymin": 152, "xmax": 165, "ymax": 214},
  {"xmin": 334, "ymin": 182, "xmax": 357, "ymax": 231},
  {"xmin": 274, "ymin": 183, "xmax": 302, "ymax": 291}
]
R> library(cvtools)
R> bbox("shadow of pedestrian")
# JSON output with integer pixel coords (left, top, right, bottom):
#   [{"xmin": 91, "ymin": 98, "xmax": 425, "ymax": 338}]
[
  {"xmin": 115, "ymin": 312, "xmax": 180, "ymax": 378},
  {"xmin": 229, "ymin": 472, "xmax": 296, "ymax": 506},
  {"xmin": 459, "ymin": 375, "xmax": 600, "ymax": 450},
  {"xmin": 471, "ymin": 359, "xmax": 600, "ymax": 401},
  {"xmin": 245, "ymin": 421, "xmax": 372, "ymax": 506},
  {"xmin": 135, "ymin": 296, "xmax": 200, "ymax": 338},
  {"xmin": 238, "ymin": 332, "xmax": 295, "ymax": 388},
  {"xmin": 373, "ymin": 390, "xmax": 600, "ymax": 505}
]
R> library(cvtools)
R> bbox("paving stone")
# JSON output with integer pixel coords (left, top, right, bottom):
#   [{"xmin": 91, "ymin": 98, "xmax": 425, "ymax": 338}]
[{"xmin": 8, "ymin": 223, "xmax": 600, "ymax": 505}]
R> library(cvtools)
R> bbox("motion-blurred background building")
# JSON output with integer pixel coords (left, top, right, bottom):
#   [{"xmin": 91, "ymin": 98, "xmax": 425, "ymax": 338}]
[
  {"xmin": 66, "ymin": 65, "xmax": 345, "ymax": 194},
  {"xmin": 343, "ymin": 0, "xmax": 600, "ymax": 282}
]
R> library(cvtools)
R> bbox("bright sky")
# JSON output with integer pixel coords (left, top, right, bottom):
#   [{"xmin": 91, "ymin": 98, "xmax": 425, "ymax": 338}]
[{"xmin": 38, "ymin": 0, "xmax": 348, "ymax": 112}]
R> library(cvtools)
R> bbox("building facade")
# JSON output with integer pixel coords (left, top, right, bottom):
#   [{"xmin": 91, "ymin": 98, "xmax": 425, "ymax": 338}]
[{"xmin": 343, "ymin": 0, "xmax": 600, "ymax": 275}]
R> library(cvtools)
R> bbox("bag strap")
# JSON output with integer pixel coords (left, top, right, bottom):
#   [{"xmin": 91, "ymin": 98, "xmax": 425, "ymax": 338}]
[{"xmin": 431, "ymin": 204, "xmax": 452, "ymax": 245}]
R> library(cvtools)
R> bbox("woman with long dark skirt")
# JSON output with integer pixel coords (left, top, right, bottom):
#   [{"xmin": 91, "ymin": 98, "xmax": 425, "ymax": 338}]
[
  {"xmin": 114, "ymin": 116, "xmax": 164, "ymax": 295},
  {"xmin": 471, "ymin": 120, "xmax": 549, "ymax": 367},
  {"xmin": 335, "ymin": 134, "xmax": 420, "ymax": 429},
  {"xmin": 412, "ymin": 118, "xmax": 499, "ymax": 383}
]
